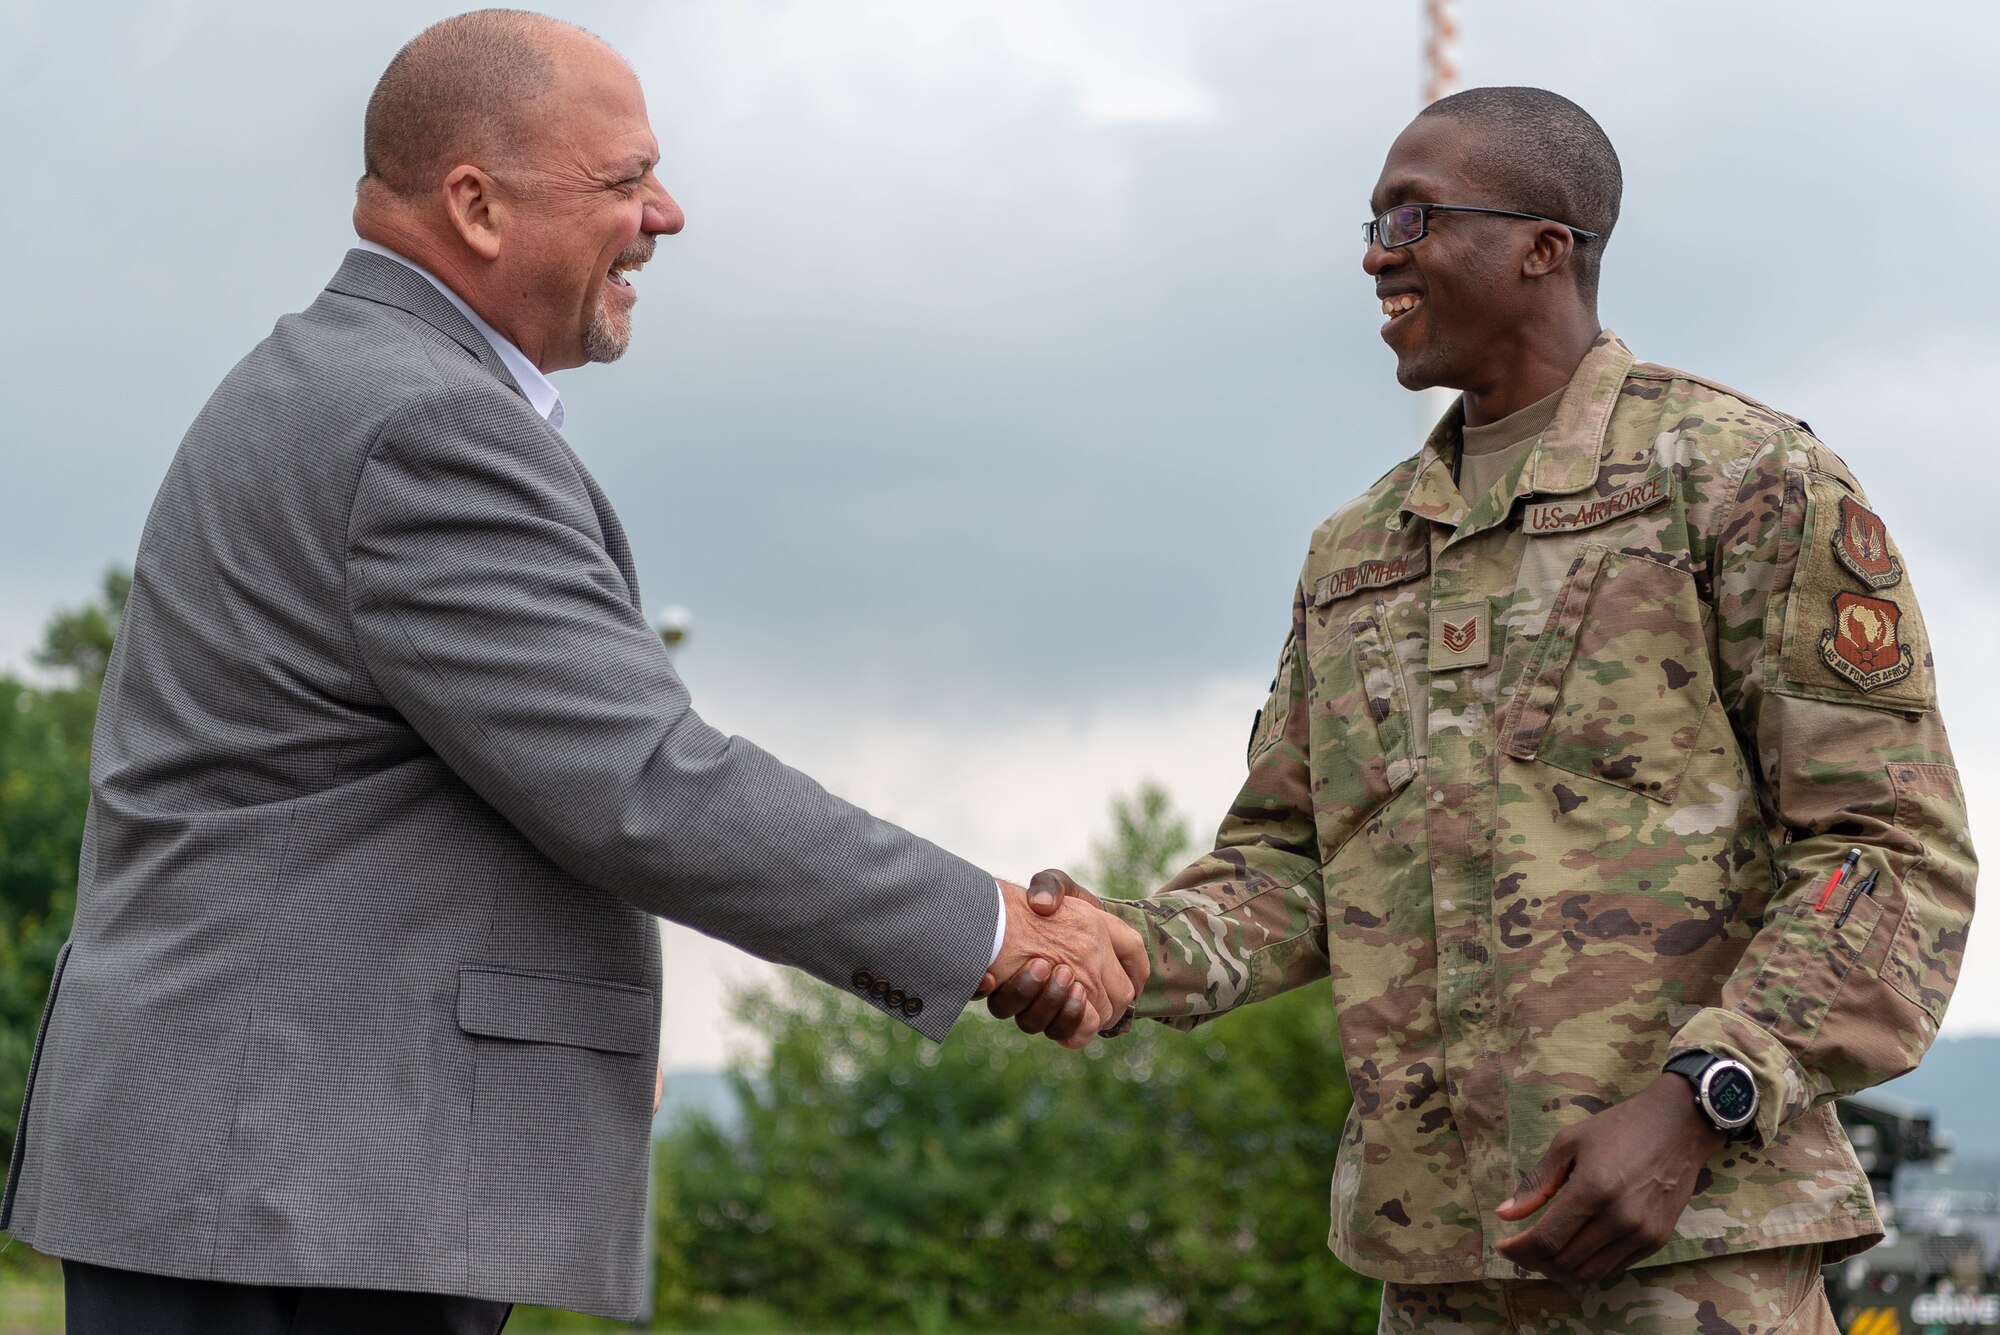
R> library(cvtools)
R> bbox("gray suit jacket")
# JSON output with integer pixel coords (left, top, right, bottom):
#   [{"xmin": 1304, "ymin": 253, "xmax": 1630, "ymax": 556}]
[{"xmin": 1, "ymin": 250, "xmax": 997, "ymax": 1318}]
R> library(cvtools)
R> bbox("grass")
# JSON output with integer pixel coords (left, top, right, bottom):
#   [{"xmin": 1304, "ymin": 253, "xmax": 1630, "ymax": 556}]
[
  {"xmin": 0, "ymin": 1255, "xmax": 1007, "ymax": 1334},
  {"xmin": 0, "ymin": 1255, "xmax": 62, "ymax": 1335}
]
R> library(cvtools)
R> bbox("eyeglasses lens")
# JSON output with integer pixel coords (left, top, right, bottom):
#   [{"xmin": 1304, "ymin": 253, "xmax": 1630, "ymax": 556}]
[{"xmin": 1381, "ymin": 206, "xmax": 1424, "ymax": 248}]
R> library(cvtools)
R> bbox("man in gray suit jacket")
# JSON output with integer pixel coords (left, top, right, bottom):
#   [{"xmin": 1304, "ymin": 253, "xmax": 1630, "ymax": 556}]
[{"xmin": 2, "ymin": 12, "xmax": 1143, "ymax": 1331}]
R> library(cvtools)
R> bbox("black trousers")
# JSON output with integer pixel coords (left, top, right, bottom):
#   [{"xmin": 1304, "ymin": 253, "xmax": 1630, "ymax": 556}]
[{"xmin": 62, "ymin": 1259, "xmax": 512, "ymax": 1335}]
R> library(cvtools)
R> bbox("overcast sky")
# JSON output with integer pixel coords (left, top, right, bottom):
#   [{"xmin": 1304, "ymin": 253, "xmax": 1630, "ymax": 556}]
[{"xmin": 3, "ymin": 1, "xmax": 1997, "ymax": 1067}]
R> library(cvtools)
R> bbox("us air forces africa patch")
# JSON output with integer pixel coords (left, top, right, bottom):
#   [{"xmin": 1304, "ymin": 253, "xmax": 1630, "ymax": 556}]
[
  {"xmin": 1832, "ymin": 495, "xmax": 1904, "ymax": 590},
  {"xmin": 1822, "ymin": 591, "xmax": 1913, "ymax": 692},
  {"xmin": 1780, "ymin": 478, "xmax": 1934, "ymax": 710}
]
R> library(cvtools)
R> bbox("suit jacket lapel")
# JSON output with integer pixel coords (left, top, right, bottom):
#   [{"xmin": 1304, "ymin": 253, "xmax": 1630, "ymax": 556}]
[{"xmin": 325, "ymin": 249, "xmax": 528, "ymax": 404}]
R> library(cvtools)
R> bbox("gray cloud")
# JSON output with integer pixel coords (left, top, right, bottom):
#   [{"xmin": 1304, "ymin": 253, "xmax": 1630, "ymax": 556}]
[{"xmin": 3, "ymin": 0, "xmax": 1995, "ymax": 717}]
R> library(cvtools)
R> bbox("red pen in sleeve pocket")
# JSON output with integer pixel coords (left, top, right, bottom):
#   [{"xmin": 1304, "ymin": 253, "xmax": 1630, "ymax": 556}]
[{"xmin": 1815, "ymin": 847, "xmax": 1864, "ymax": 912}]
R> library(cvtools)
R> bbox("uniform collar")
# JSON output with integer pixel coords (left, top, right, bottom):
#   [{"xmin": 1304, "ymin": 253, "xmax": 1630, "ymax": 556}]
[
  {"xmin": 1397, "ymin": 329, "xmax": 1635, "ymax": 535},
  {"xmin": 1524, "ymin": 329, "xmax": 1634, "ymax": 497}
]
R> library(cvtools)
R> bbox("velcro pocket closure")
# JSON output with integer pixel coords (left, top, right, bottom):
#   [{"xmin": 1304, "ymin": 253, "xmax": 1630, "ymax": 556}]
[
  {"xmin": 1500, "ymin": 546, "xmax": 1605, "ymax": 758},
  {"xmin": 456, "ymin": 966, "xmax": 655, "ymax": 1055}
]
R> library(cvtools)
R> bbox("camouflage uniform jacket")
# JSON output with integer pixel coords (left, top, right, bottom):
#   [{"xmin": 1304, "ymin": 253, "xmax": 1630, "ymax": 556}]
[{"xmin": 1109, "ymin": 332, "xmax": 1976, "ymax": 1283}]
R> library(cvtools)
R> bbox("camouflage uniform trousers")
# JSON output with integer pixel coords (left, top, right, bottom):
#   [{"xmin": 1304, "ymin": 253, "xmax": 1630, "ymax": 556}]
[{"xmin": 1378, "ymin": 1246, "xmax": 1834, "ymax": 1334}]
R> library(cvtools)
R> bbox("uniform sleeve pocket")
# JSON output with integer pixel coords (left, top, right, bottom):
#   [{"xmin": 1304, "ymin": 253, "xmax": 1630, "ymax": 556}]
[
  {"xmin": 456, "ymin": 966, "xmax": 656, "ymax": 1055},
  {"xmin": 1793, "ymin": 883, "xmax": 1935, "ymax": 1092},
  {"xmin": 1744, "ymin": 894, "xmax": 1890, "ymax": 1054},
  {"xmin": 1884, "ymin": 762, "xmax": 1972, "ymax": 1022}
]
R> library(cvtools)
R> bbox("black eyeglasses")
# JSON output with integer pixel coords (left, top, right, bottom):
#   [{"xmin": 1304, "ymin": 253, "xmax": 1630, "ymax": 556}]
[{"xmin": 1364, "ymin": 203, "xmax": 1600, "ymax": 250}]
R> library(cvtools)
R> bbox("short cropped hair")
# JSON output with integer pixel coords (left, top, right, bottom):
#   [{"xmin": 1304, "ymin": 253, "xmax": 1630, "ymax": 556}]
[
  {"xmin": 1417, "ymin": 86, "xmax": 1622, "ymax": 300},
  {"xmin": 361, "ymin": 9, "xmax": 572, "ymax": 199}
]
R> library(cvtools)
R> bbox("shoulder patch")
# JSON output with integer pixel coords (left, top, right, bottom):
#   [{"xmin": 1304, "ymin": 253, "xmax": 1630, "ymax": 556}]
[
  {"xmin": 1778, "ymin": 478, "xmax": 1935, "ymax": 711},
  {"xmin": 1820, "ymin": 591, "xmax": 1914, "ymax": 692},
  {"xmin": 1831, "ymin": 496, "xmax": 1903, "ymax": 590}
]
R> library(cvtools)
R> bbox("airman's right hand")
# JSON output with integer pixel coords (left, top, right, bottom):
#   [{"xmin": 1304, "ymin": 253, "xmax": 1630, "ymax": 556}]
[{"xmin": 980, "ymin": 869, "xmax": 1133, "ymax": 1045}]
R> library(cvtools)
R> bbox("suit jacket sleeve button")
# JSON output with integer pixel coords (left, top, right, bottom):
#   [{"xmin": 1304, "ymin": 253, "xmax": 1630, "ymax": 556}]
[
  {"xmin": 887, "ymin": 989, "xmax": 906, "ymax": 1008},
  {"xmin": 870, "ymin": 979, "xmax": 891, "ymax": 999},
  {"xmin": 902, "ymin": 997, "xmax": 923, "ymax": 1017},
  {"xmin": 852, "ymin": 969, "xmax": 874, "ymax": 990}
]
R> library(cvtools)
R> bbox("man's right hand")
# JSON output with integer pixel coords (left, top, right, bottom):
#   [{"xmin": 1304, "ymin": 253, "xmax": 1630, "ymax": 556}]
[
  {"xmin": 982, "ymin": 870, "xmax": 1132, "ymax": 1045},
  {"xmin": 982, "ymin": 874, "xmax": 1144, "ymax": 1048}
]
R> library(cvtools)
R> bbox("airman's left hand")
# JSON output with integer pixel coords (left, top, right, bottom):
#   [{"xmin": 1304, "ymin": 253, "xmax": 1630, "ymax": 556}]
[{"xmin": 1494, "ymin": 1073, "xmax": 1726, "ymax": 1284}]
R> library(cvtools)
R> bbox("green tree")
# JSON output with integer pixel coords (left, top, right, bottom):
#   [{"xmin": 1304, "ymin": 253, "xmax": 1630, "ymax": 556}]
[
  {"xmin": 0, "ymin": 568, "xmax": 127, "ymax": 1181},
  {"xmin": 661, "ymin": 782, "xmax": 1379, "ymax": 1333},
  {"xmin": 31, "ymin": 567, "xmax": 130, "ymax": 689}
]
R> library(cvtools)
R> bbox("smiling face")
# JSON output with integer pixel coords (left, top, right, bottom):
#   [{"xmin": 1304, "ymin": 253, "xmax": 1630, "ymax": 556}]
[
  {"xmin": 353, "ymin": 17, "xmax": 687, "ymax": 374},
  {"xmin": 1366, "ymin": 116, "xmax": 1536, "ymax": 395},
  {"xmin": 487, "ymin": 35, "xmax": 683, "ymax": 371},
  {"xmin": 1362, "ymin": 110, "xmax": 1620, "ymax": 418},
  {"xmin": 432, "ymin": 32, "xmax": 680, "ymax": 375}
]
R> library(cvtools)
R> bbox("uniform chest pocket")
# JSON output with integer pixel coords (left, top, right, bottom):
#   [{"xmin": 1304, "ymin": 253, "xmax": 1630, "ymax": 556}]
[
  {"xmin": 1307, "ymin": 604, "xmax": 1418, "ymax": 823},
  {"xmin": 1500, "ymin": 545, "xmax": 1717, "ymax": 802}
]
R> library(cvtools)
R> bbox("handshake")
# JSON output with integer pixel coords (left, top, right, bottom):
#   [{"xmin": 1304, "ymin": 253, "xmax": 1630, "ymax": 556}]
[{"xmin": 978, "ymin": 870, "xmax": 1144, "ymax": 1047}]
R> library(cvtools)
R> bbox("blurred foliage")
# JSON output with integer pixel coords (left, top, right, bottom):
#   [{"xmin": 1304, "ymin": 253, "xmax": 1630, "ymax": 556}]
[
  {"xmin": 30, "ymin": 569, "xmax": 128, "ymax": 691},
  {"xmin": 658, "ymin": 785, "xmax": 1379, "ymax": 1333},
  {"xmin": 0, "ymin": 569, "xmax": 125, "ymax": 1184}
]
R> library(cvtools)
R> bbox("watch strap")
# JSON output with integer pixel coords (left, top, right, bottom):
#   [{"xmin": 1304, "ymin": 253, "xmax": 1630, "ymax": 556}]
[{"xmin": 1664, "ymin": 1050, "xmax": 1713, "ymax": 1082}]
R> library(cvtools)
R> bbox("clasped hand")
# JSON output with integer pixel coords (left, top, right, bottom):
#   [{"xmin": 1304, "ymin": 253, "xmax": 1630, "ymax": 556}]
[
  {"xmin": 978, "ymin": 869, "xmax": 1139, "ymax": 1047},
  {"xmin": 978, "ymin": 871, "xmax": 1145, "ymax": 1048}
]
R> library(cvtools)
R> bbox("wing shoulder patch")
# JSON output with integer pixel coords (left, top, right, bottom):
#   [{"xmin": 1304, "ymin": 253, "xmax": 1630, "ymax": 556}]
[{"xmin": 1830, "ymin": 495, "xmax": 1904, "ymax": 590}]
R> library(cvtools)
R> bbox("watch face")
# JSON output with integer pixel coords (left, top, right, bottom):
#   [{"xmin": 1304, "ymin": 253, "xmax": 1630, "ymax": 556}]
[{"xmin": 1706, "ymin": 1066, "xmax": 1757, "ymax": 1126}]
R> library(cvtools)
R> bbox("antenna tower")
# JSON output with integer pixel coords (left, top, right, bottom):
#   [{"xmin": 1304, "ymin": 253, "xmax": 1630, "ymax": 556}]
[
  {"xmin": 1424, "ymin": 0, "xmax": 1460, "ymax": 105},
  {"xmin": 1416, "ymin": 0, "xmax": 1462, "ymax": 433}
]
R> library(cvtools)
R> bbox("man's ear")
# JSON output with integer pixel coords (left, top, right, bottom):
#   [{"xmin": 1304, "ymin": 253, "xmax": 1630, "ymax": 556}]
[
  {"xmin": 441, "ymin": 165, "xmax": 505, "ymax": 261},
  {"xmin": 1522, "ymin": 222, "xmax": 1575, "ymax": 281}
]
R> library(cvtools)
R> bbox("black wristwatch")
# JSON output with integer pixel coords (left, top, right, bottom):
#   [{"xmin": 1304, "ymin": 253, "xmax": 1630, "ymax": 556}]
[{"xmin": 1664, "ymin": 1050, "xmax": 1759, "ymax": 1139}]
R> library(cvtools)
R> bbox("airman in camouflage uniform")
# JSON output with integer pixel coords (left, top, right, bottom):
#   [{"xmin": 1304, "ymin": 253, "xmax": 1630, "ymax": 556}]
[
  {"xmin": 1128, "ymin": 328, "xmax": 1970, "ymax": 1324},
  {"xmin": 986, "ymin": 87, "xmax": 1973, "ymax": 1333}
]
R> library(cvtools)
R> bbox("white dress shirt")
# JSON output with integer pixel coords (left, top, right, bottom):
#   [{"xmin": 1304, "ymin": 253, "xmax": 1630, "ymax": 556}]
[{"xmin": 348, "ymin": 238, "xmax": 1009, "ymax": 973}]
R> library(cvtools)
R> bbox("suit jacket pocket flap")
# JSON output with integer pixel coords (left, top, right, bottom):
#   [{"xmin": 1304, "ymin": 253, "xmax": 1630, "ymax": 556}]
[{"xmin": 456, "ymin": 966, "xmax": 655, "ymax": 1055}]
